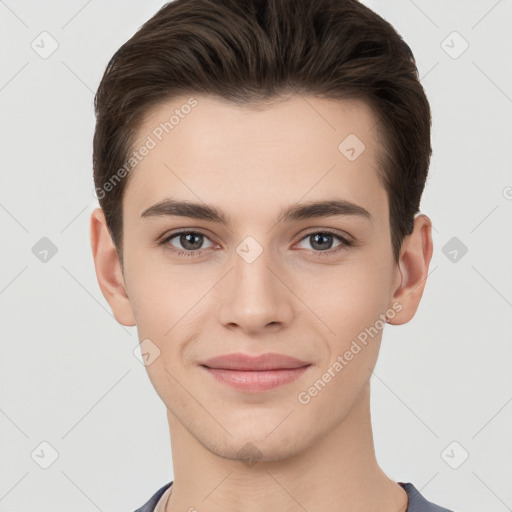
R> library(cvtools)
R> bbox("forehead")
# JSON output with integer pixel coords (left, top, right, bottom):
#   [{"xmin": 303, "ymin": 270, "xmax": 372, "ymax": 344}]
[{"xmin": 124, "ymin": 93, "xmax": 388, "ymax": 223}]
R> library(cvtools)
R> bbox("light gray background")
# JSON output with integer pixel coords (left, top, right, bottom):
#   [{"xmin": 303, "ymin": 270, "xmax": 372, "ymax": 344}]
[{"xmin": 1, "ymin": 1, "xmax": 511, "ymax": 511}]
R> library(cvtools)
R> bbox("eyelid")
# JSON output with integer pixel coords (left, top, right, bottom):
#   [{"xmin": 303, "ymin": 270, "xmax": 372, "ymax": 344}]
[
  {"xmin": 160, "ymin": 227, "xmax": 213, "ymax": 240},
  {"xmin": 297, "ymin": 227, "xmax": 353, "ymax": 241},
  {"xmin": 160, "ymin": 229, "xmax": 217, "ymax": 248}
]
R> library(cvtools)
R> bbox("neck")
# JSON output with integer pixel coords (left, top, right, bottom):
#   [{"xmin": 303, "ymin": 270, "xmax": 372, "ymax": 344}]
[{"xmin": 165, "ymin": 382, "xmax": 408, "ymax": 512}]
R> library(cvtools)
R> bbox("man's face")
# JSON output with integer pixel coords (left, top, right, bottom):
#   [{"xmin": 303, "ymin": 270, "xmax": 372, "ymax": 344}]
[{"xmin": 119, "ymin": 94, "xmax": 401, "ymax": 461}]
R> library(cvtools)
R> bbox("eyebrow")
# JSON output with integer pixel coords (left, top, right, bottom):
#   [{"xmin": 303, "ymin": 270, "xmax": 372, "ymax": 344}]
[{"xmin": 140, "ymin": 198, "xmax": 373, "ymax": 224}]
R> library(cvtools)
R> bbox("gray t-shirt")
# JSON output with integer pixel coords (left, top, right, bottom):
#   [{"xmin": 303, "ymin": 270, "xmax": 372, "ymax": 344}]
[{"xmin": 133, "ymin": 481, "xmax": 455, "ymax": 512}]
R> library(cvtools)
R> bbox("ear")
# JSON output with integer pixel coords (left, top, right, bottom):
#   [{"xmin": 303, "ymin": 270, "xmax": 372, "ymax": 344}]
[
  {"xmin": 387, "ymin": 213, "xmax": 434, "ymax": 325},
  {"xmin": 90, "ymin": 207, "xmax": 136, "ymax": 326}
]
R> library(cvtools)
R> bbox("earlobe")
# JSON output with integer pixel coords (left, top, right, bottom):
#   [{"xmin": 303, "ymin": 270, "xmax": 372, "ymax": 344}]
[
  {"xmin": 90, "ymin": 207, "xmax": 136, "ymax": 327},
  {"xmin": 387, "ymin": 214, "xmax": 433, "ymax": 326}
]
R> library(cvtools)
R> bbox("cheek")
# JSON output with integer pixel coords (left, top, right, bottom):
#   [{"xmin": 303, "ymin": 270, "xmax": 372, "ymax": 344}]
[
  {"xmin": 297, "ymin": 257, "xmax": 391, "ymax": 337},
  {"xmin": 295, "ymin": 266, "xmax": 388, "ymax": 416},
  {"xmin": 124, "ymin": 246, "xmax": 205, "ymax": 335},
  {"xmin": 124, "ymin": 257, "xmax": 214, "ymax": 392}
]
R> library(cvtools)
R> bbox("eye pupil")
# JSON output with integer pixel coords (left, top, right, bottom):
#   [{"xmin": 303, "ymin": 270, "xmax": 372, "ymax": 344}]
[
  {"xmin": 310, "ymin": 233, "xmax": 333, "ymax": 251},
  {"xmin": 181, "ymin": 233, "xmax": 203, "ymax": 250}
]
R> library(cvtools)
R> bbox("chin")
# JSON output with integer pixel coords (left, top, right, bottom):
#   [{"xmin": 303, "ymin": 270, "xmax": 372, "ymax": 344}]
[{"xmin": 198, "ymin": 424, "xmax": 316, "ymax": 465}]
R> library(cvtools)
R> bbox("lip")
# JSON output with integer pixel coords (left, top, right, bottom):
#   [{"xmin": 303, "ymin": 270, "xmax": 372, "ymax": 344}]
[
  {"xmin": 200, "ymin": 352, "xmax": 310, "ymax": 371},
  {"xmin": 199, "ymin": 353, "xmax": 312, "ymax": 392}
]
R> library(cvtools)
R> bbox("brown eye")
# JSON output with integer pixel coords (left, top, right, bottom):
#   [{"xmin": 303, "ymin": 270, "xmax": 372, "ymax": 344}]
[
  {"xmin": 296, "ymin": 230, "xmax": 352, "ymax": 255},
  {"xmin": 161, "ymin": 231, "xmax": 215, "ymax": 256}
]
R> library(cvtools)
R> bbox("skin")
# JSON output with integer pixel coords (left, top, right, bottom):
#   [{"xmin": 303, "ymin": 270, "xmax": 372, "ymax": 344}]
[{"xmin": 90, "ymin": 94, "xmax": 433, "ymax": 512}]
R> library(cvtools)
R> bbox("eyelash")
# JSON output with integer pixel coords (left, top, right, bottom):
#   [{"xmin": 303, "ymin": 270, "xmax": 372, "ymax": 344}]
[{"xmin": 159, "ymin": 229, "xmax": 353, "ymax": 258}]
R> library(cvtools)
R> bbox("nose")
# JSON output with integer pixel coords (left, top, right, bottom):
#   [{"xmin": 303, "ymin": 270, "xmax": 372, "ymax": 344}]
[{"xmin": 217, "ymin": 242, "xmax": 295, "ymax": 335}]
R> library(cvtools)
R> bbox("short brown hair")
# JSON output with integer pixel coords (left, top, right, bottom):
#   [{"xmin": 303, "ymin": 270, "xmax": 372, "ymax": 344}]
[{"xmin": 93, "ymin": 0, "xmax": 432, "ymax": 269}]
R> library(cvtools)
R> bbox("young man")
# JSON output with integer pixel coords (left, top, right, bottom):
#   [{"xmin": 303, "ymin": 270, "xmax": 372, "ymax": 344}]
[{"xmin": 90, "ymin": 0, "xmax": 454, "ymax": 511}]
